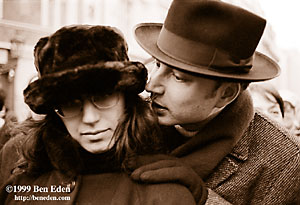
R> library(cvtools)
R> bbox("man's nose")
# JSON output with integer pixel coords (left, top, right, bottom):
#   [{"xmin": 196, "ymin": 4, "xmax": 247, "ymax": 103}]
[
  {"xmin": 82, "ymin": 100, "xmax": 100, "ymax": 124},
  {"xmin": 145, "ymin": 67, "xmax": 165, "ymax": 94}
]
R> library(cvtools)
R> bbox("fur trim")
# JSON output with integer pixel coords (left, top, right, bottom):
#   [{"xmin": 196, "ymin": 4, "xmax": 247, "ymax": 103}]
[
  {"xmin": 24, "ymin": 61, "xmax": 147, "ymax": 114},
  {"xmin": 33, "ymin": 25, "xmax": 129, "ymax": 76},
  {"xmin": 24, "ymin": 25, "xmax": 147, "ymax": 114}
]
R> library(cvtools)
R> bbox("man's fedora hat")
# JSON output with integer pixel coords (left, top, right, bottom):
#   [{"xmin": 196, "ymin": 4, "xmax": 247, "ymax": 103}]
[{"xmin": 134, "ymin": 0, "xmax": 280, "ymax": 81}]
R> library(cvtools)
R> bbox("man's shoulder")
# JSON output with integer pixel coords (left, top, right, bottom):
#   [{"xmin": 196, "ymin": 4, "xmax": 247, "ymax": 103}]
[
  {"xmin": 240, "ymin": 111, "xmax": 300, "ymax": 161},
  {"xmin": 208, "ymin": 112, "xmax": 300, "ymax": 205},
  {"xmin": 252, "ymin": 112, "xmax": 299, "ymax": 145}
]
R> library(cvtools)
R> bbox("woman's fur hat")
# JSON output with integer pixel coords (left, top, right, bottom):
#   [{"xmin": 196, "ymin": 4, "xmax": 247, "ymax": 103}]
[{"xmin": 24, "ymin": 25, "xmax": 147, "ymax": 114}]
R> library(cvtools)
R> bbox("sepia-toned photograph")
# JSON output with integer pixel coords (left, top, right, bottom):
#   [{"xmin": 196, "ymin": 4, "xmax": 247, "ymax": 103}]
[{"xmin": 0, "ymin": 0, "xmax": 299, "ymax": 204}]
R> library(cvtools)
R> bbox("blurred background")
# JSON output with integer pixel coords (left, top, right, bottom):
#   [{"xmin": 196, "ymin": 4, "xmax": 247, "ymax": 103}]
[{"xmin": 0, "ymin": 0, "xmax": 299, "ymax": 122}]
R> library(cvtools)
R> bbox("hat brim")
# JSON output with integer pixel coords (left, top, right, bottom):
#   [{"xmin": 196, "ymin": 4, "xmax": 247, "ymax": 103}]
[
  {"xmin": 24, "ymin": 61, "xmax": 147, "ymax": 114},
  {"xmin": 134, "ymin": 23, "xmax": 280, "ymax": 82}
]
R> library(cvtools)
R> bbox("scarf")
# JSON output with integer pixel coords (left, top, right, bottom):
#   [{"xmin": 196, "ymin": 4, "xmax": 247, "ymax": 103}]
[
  {"xmin": 78, "ymin": 147, "xmax": 121, "ymax": 175},
  {"xmin": 167, "ymin": 90, "xmax": 254, "ymax": 179}
]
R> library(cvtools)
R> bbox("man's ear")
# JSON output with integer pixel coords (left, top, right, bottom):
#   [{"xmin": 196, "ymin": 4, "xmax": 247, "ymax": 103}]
[{"xmin": 215, "ymin": 82, "xmax": 241, "ymax": 108}]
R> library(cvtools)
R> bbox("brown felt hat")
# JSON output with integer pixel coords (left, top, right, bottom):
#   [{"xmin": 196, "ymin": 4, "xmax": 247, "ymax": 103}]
[
  {"xmin": 24, "ymin": 25, "xmax": 147, "ymax": 114},
  {"xmin": 134, "ymin": 0, "xmax": 280, "ymax": 81}
]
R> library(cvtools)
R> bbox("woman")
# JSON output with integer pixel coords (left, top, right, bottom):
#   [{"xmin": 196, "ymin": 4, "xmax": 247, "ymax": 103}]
[{"xmin": 0, "ymin": 25, "xmax": 197, "ymax": 204}]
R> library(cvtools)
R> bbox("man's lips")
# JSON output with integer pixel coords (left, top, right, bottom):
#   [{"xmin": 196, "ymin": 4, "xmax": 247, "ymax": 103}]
[{"xmin": 152, "ymin": 101, "xmax": 167, "ymax": 110}]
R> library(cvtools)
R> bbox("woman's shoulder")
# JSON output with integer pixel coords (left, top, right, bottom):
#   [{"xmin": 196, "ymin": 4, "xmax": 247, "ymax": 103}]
[
  {"xmin": 1, "ymin": 171, "xmax": 197, "ymax": 204},
  {"xmin": 136, "ymin": 181, "xmax": 196, "ymax": 205},
  {"xmin": 2, "ymin": 132, "xmax": 27, "ymax": 149},
  {"xmin": 72, "ymin": 172, "xmax": 196, "ymax": 204},
  {"xmin": 1, "ymin": 132, "xmax": 27, "ymax": 163},
  {"xmin": 110, "ymin": 173, "xmax": 197, "ymax": 205},
  {"xmin": 0, "ymin": 170, "xmax": 77, "ymax": 204},
  {"xmin": 0, "ymin": 133, "xmax": 28, "ymax": 186}
]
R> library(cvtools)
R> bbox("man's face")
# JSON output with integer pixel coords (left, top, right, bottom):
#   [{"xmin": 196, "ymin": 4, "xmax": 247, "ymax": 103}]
[
  {"xmin": 250, "ymin": 90, "xmax": 284, "ymax": 124},
  {"xmin": 282, "ymin": 101, "xmax": 299, "ymax": 132},
  {"xmin": 145, "ymin": 61, "xmax": 222, "ymax": 130}
]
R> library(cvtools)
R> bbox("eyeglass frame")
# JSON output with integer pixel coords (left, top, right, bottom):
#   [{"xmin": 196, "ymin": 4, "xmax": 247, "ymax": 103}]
[{"xmin": 54, "ymin": 93, "xmax": 120, "ymax": 119}]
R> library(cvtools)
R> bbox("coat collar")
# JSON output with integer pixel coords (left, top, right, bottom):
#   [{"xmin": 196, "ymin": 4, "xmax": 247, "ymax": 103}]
[
  {"xmin": 206, "ymin": 120, "xmax": 252, "ymax": 189},
  {"xmin": 171, "ymin": 90, "xmax": 254, "ymax": 179},
  {"xmin": 230, "ymin": 129, "xmax": 251, "ymax": 162}
]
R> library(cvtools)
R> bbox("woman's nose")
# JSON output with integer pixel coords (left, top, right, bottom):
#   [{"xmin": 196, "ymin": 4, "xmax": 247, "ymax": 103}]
[{"xmin": 82, "ymin": 100, "xmax": 100, "ymax": 124}]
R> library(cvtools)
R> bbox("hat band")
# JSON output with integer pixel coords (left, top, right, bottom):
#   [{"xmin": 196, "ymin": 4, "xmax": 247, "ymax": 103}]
[{"xmin": 157, "ymin": 26, "xmax": 253, "ymax": 73}]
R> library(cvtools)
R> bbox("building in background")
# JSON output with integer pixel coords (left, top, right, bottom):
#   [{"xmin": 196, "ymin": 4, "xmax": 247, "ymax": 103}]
[
  {"xmin": 0, "ymin": 0, "xmax": 171, "ymax": 121},
  {"xmin": 0, "ymin": 0, "xmax": 299, "ymax": 121}
]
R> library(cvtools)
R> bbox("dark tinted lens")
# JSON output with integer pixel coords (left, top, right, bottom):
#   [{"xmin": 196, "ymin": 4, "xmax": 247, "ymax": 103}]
[{"xmin": 58, "ymin": 99, "xmax": 83, "ymax": 118}]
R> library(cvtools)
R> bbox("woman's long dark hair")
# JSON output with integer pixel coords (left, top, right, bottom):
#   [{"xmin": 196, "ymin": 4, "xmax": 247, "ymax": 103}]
[{"xmin": 21, "ymin": 92, "xmax": 162, "ymax": 178}]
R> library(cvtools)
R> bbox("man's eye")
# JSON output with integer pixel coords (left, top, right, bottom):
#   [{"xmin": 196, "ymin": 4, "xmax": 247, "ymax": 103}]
[
  {"xmin": 268, "ymin": 108, "xmax": 281, "ymax": 116},
  {"xmin": 172, "ymin": 73, "xmax": 185, "ymax": 82}
]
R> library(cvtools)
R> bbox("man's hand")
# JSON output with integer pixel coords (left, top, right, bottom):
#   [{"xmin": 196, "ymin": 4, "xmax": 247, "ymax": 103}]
[{"xmin": 130, "ymin": 155, "xmax": 207, "ymax": 204}]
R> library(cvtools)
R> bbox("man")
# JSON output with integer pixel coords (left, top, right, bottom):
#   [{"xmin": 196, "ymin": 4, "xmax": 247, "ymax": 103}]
[
  {"xmin": 0, "ymin": 89, "xmax": 6, "ymax": 129},
  {"xmin": 279, "ymin": 89, "xmax": 300, "ymax": 137},
  {"xmin": 249, "ymin": 83, "xmax": 285, "ymax": 124},
  {"xmin": 0, "ymin": 89, "xmax": 17, "ymax": 150},
  {"xmin": 131, "ymin": 0, "xmax": 300, "ymax": 204}
]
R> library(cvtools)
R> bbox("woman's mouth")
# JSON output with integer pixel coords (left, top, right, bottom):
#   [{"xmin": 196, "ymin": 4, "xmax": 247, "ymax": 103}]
[
  {"xmin": 81, "ymin": 129, "xmax": 110, "ymax": 141},
  {"xmin": 81, "ymin": 129, "xmax": 109, "ymax": 136}
]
